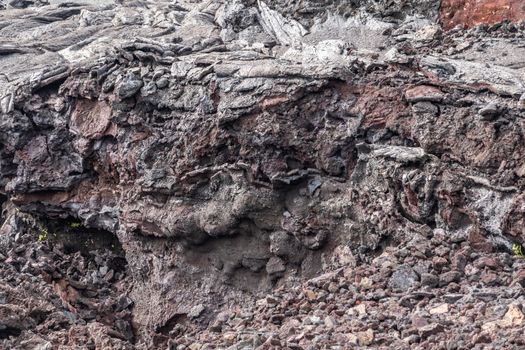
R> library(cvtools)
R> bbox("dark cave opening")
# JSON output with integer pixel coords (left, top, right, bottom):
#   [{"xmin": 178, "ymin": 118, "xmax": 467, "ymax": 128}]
[
  {"xmin": 42, "ymin": 218, "xmax": 125, "ymax": 258},
  {"xmin": 33, "ymin": 216, "xmax": 135, "ymax": 341},
  {"xmin": 0, "ymin": 327, "xmax": 22, "ymax": 340}
]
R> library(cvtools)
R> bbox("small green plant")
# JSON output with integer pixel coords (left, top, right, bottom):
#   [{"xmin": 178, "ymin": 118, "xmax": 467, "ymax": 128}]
[
  {"xmin": 38, "ymin": 225, "xmax": 49, "ymax": 242},
  {"xmin": 69, "ymin": 222, "xmax": 82, "ymax": 229},
  {"xmin": 512, "ymin": 243, "xmax": 525, "ymax": 258}
]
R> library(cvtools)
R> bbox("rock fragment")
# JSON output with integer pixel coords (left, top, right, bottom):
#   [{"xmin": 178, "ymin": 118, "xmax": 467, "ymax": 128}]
[
  {"xmin": 388, "ymin": 265, "xmax": 419, "ymax": 291},
  {"xmin": 266, "ymin": 256, "xmax": 286, "ymax": 278},
  {"xmin": 479, "ymin": 102, "xmax": 501, "ymax": 119},
  {"xmin": 116, "ymin": 73, "xmax": 143, "ymax": 99},
  {"xmin": 405, "ymin": 85, "xmax": 444, "ymax": 103},
  {"xmin": 188, "ymin": 304, "xmax": 205, "ymax": 319}
]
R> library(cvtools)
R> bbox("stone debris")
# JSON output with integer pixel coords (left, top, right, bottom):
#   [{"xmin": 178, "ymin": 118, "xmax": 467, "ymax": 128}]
[{"xmin": 0, "ymin": 0, "xmax": 525, "ymax": 349}]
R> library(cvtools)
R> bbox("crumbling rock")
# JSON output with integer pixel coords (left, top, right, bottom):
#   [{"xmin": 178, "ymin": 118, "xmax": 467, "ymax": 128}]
[
  {"xmin": 1, "ymin": 0, "xmax": 525, "ymax": 349},
  {"xmin": 440, "ymin": 0, "xmax": 525, "ymax": 30}
]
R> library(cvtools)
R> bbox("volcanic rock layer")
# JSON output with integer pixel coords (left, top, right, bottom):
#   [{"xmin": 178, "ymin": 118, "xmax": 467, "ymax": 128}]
[{"xmin": 1, "ymin": 0, "xmax": 525, "ymax": 349}]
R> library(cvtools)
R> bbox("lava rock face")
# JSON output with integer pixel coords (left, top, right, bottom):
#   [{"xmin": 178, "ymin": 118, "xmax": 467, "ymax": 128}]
[
  {"xmin": 440, "ymin": 0, "xmax": 525, "ymax": 29},
  {"xmin": 1, "ymin": 0, "xmax": 525, "ymax": 349}
]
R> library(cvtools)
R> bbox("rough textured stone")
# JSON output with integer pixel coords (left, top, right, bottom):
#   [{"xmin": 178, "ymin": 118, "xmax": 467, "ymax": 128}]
[
  {"xmin": 440, "ymin": 0, "xmax": 525, "ymax": 29},
  {"xmin": 388, "ymin": 265, "xmax": 420, "ymax": 291},
  {"xmin": 1, "ymin": 0, "xmax": 525, "ymax": 349}
]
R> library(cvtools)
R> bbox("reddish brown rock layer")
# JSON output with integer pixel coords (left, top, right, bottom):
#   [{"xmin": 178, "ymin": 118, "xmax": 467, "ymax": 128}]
[{"xmin": 440, "ymin": 0, "xmax": 525, "ymax": 29}]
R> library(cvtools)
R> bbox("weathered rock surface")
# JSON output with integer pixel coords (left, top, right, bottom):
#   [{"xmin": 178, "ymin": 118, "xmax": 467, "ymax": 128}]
[
  {"xmin": 440, "ymin": 0, "xmax": 525, "ymax": 30},
  {"xmin": 1, "ymin": 0, "xmax": 525, "ymax": 349}
]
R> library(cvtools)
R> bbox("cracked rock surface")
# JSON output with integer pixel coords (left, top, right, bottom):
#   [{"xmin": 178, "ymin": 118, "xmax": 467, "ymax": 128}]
[{"xmin": 1, "ymin": 0, "xmax": 525, "ymax": 349}]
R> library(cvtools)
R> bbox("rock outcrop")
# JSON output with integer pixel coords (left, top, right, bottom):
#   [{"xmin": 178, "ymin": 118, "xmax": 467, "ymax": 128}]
[
  {"xmin": 1, "ymin": 0, "xmax": 525, "ymax": 349},
  {"xmin": 440, "ymin": 0, "xmax": 525, "ymax": 29}
]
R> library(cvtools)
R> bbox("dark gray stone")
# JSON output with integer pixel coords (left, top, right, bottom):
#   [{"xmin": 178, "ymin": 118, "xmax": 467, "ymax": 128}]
[{"xmin": 388, "ymin": 265, "xmax": 420, "ymax": 291}]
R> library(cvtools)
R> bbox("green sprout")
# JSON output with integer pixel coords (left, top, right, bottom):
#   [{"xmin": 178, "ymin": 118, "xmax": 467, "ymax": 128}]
[
  {"xmin": 37, "ymin": 225, "xmax": 49, "ymax": 242},
  {"xmin": 69, "ymin": 222, "xmax": 82, "ymax": 229},
  {"xmin": 512, "ymin": 243, "xmax": 525, "ymax": 258}
]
